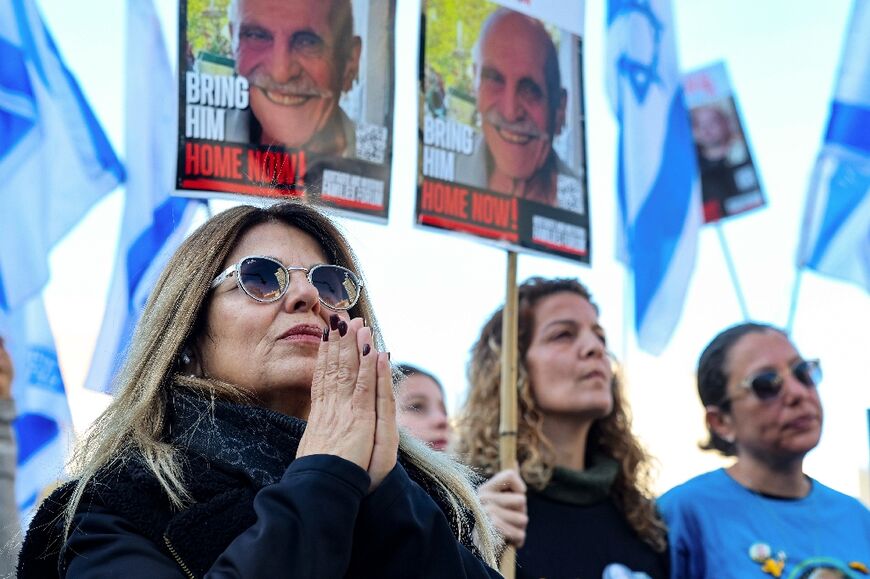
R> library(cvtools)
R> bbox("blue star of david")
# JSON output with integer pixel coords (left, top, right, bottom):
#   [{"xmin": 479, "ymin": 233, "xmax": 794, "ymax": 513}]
[{"xmin": 609, "ymin": 0, "xmax": 664, "ymax": 104}]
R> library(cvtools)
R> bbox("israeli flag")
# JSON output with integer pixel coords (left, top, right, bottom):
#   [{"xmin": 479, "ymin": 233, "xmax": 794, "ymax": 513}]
[
  {"xmin": 605, "ymin": 0, "xmax": 702, "ymax": 354},
  {"xmin": 0, "ymin": 0, "xmax": 124, "ymax": 518},
  {"xmin": 797, "ymin": 0, "xmax": 870, "ymax": 292},
  {"xmin": 84, "ymin": 0, "xmax": 201, "ymax": 394},
  {"xmin": 0, "ymin": 301, "xmax": 73, "ymax": 520}
]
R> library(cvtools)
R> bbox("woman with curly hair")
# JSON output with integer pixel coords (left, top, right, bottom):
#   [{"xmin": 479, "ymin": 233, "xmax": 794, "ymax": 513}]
[{"xmin": 456, "ymin": 276, "xmax": 668, "ymax": 578}]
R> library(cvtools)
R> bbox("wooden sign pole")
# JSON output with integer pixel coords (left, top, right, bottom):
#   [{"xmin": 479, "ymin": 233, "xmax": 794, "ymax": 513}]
[{"xmin": 498, "ymin": 250, "xmax": 519, "ymax": 579}]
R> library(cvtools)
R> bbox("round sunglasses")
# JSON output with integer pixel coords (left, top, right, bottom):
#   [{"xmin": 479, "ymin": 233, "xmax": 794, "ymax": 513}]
[
  {"xmin": 721, "ymin": 359, "xmax": 822, "ymax": 406},
  {"xmin": 210, "ymin": 255, "xmax": 363, "ymax": 311}
]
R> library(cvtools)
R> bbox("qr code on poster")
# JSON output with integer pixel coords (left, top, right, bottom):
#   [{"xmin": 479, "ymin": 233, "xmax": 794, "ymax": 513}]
[
  {"xmin": 355, "ymin": 123, "xmax": 387, "ymax": 164},
  {"xmin": 556, "ymin": 175, "xmax": 584, "ymax": 214}
]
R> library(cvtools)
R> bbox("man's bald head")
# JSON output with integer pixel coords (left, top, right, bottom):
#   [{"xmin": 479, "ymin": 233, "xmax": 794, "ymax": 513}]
[
  {"xmin": 471, "ymin": 8, "xmax": 567, "ymax": 189},
  {"xmin": 473, "ymin": 9, "xmax": 563, "ymax": 132},
  {"xmin": 228, "ymin": 0, "xmax": 357, "ymax": 65}
]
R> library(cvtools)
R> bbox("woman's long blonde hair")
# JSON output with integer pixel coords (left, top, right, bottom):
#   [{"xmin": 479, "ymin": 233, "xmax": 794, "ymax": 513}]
[
  {"xmin": 63, "ymin": 201, "xmax": 499, "ymax": 565},
  {"xmin": 455, "ymin": 277, "xmax": 667, "ymax": 553}
]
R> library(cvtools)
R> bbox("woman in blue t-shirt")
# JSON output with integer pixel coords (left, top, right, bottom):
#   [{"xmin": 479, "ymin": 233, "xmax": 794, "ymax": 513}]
[{"xmin": 659, "ymin": 322, "xmax": 870, "ymax": 578}]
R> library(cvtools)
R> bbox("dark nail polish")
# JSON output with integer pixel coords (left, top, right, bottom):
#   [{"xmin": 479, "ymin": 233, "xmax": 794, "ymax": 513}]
[
  {"xmin": 337, "ymin": 321, "xmax": 348, "ymax": 337},
  {"xmin": 362, "ymin": 344, "xmax": 371, "ymax": 356},
  {"xmin": 322, "ymin": 327, "xmax": 329, "ymax": 341},
  {"xmin": 330, "ymin": 314, "xmax": 340, "ymax": 330}
]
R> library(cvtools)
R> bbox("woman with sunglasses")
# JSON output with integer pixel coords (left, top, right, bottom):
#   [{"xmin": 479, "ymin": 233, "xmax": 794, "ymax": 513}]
[
  {"xmin": 456, "ymin": 277, "xmax": 669, "ymax": 578},
  {"xmin": 659, "ymin": 322, "xmax": 870, "ymax": 578},
  {"xmin": 19, "ymin": 202, "xmax": 500, "ymax": 578}
]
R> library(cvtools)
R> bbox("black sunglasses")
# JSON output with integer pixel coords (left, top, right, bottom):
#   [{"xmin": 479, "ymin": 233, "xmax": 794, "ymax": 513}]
[
  {"xmin": 722, "ymin": 359, "xmax": 822, "ymax": 406},
  {"xmin": 210, "ymin": 256, "xmax": 363, "ymax": 311}
]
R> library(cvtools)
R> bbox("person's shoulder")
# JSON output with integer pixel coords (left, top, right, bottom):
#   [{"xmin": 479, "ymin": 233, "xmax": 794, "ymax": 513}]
[
  {"xmin": 659, "ymin": 469, "xmax": 732, "ymax": 507},
  {"xmin": 809, "ymin": 479, "xmax": 870, "ymax": 515},
  {"xmin": 663, "ymin": 468, "xmax": 731, "ymax": 495},
  {"xmin": 18, "ymin": 480, "xmax": 78, "ymax": 578}
]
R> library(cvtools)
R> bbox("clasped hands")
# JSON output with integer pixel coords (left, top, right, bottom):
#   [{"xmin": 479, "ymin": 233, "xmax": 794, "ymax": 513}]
[{"xmin": 296, "ymin": 316, "xmax": 397, "ymax": 492}]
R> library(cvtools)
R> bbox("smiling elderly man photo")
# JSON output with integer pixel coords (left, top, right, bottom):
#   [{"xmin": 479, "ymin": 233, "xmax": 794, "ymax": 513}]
[
  {"xmin": 226, "ymin": 0, "xmax": 362, "ymax": 156},
  {"xmin": 455, "ymin": 9, "xmax": 579, "ymax": 208}
]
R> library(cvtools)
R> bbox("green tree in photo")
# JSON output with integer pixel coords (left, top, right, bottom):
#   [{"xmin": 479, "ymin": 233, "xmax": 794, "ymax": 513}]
[
  {"xmin": 424, "ymin": 0, "xmax": 495, "ymax": 96},
  {"xmin": 186, "ymin": 0, "xmax": 233, "ymax": 61}
]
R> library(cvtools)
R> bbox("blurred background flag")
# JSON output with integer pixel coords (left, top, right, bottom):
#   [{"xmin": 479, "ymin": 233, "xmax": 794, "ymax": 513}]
[
  {"xmin": 605, "ymin": 0, "xmax": 702, "ymax": 355},
  {"xmin": 796, "ymin": 0, "xmax": 870, "ymax": 292},
  {"xmin": 0, "ymin": 0, "xmax": 124, "ymax": 517},
  {"xmin": 84, "ymin": 0, "xmax": 201, "ymax": 394}
]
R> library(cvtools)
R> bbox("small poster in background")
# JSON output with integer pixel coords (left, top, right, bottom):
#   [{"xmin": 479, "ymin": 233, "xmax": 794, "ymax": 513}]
[
  {"xmin": 416, "ymin": 0, "xmax": 590, "ymax": 262},
  {"xmin": 684, "ymin": 61, "xmax": 765, "ymax": 223},
  {"xmin": 176, "ymin": 0, "xmax": 395, "ymax": 221}
]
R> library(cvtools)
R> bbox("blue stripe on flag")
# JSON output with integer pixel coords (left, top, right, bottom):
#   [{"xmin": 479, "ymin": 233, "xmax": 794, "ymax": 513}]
[
  {"xmin": 25, "ymin": 344, "xmax": 65, "ymax": 394},
  {"xmin": 607, "ymin": 1, "xmax": 658, "ymax": 27},
  {"xmin": 0, "ymin": 104, "xmax": 34, "ymax": 156},
  {"xmin": 825, "ymin": 101, "xmax": 870, "ymax": 154},
  {"xmin": 13, "ymin": 412, "xmax": 58, "ymax": 464},
  {"xmin": 19, "ymin": 491, "xmax": 37, "ymax": 513},
  {"xmin": 0, "ymin": 272, "xmax": 6, "ymax": 311},
  {"xmin": 125, "ymin": 196, "xmax": 189, "ymax": 297},
  {"xmin": 0, "ymin": 38, "xmax": 33, "ymax": 97},
  {"xmin": 630, "ymin": 89, "xmax": 697, "ymax": 327},
  {"xmin": 807, "ymin": 162, "xmax": 870, "ymax": 268},
  {"xmin": 0, "ymin": 38, "xmax": 36, "ymax": 154}
]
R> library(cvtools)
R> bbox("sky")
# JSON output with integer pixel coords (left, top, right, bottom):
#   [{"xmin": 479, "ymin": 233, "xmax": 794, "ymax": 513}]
[{"xmin": 34, "ymin": 0, "xmax": 869, "ymax": 500}]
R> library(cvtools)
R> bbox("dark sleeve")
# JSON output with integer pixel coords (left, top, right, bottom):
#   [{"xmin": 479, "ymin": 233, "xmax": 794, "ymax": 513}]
[
  {"xmin": 64, "ymin": 455, "xmax": 370, "ymax": 578},
  {"xmin": 347, "ymin": 463, "xmax": 501, "ymax": 578}
]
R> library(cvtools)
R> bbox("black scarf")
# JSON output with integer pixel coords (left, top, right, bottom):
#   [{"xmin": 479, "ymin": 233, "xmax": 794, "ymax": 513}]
[{"xmin": 19, "ymin": 389, "xmax": 477, "ymax": 578}]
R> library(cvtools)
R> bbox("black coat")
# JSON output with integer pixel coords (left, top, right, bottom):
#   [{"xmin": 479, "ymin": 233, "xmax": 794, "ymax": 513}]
[{"xmin": 19, "ymin": 391, "xmax": 498, "ymax": 578}]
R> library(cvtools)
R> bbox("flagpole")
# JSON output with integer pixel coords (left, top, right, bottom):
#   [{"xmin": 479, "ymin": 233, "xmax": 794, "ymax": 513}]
[
  {"xmin": 621, "ymin": 264, "xmax": 632, "ymax": 365},
  {"xmin": 498, "ymin": 250, "xmax": 518, "ymax": 579},
  {"xmin": 714, "ymin": 222, "xmax": 750, "ymax": 320},
  {"xmin": 785, "ymin": 267, "xmax": 803, "ymax": 333}
]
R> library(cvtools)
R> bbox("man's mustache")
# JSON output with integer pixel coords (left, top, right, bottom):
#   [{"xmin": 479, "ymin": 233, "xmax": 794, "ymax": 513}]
[
  {"xmin": 482, "ymin": 110, "xmax": 548, "ymax": 140},
  {"xmin": 246, "ymin": 70, "xmax": 332, "ymax": 99}
]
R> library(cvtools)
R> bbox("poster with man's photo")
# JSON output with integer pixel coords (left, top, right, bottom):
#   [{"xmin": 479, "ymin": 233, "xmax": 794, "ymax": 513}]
[
  {"xmin": 176, "ymin": 0, "xmax": 395, "ymax": 221},
  {"xmin": 416, "ymin": 0, "xmax": 590, "ymax": 262},
  {"xmin": 684, "ymin": 62, "xmax": 765, "ymax": 223}
]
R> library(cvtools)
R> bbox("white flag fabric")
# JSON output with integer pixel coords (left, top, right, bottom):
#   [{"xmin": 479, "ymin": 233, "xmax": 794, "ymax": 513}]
[
  {"xmin": 797, "ymin": 0, "xmax": 870, "ymax": 292},
  {"xmin": 0, "ymin": 0, "xmax": 123, "ymax": 311},
  {"xmin": 605, "ymin": 0, "xmax": 702, "ymax": 354},
  {"xmin": 84, "ymin": 0, "xmax": 200, "ymax": 394},
  {"xmin": 0, "ymin": 0, "xmax": 124, "ymax": 518}
]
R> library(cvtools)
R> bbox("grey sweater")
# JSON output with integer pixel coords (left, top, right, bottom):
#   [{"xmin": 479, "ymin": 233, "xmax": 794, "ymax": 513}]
[{"xmin": 0, "ymin": 399, "xmax": 19, "ymax": 578}]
